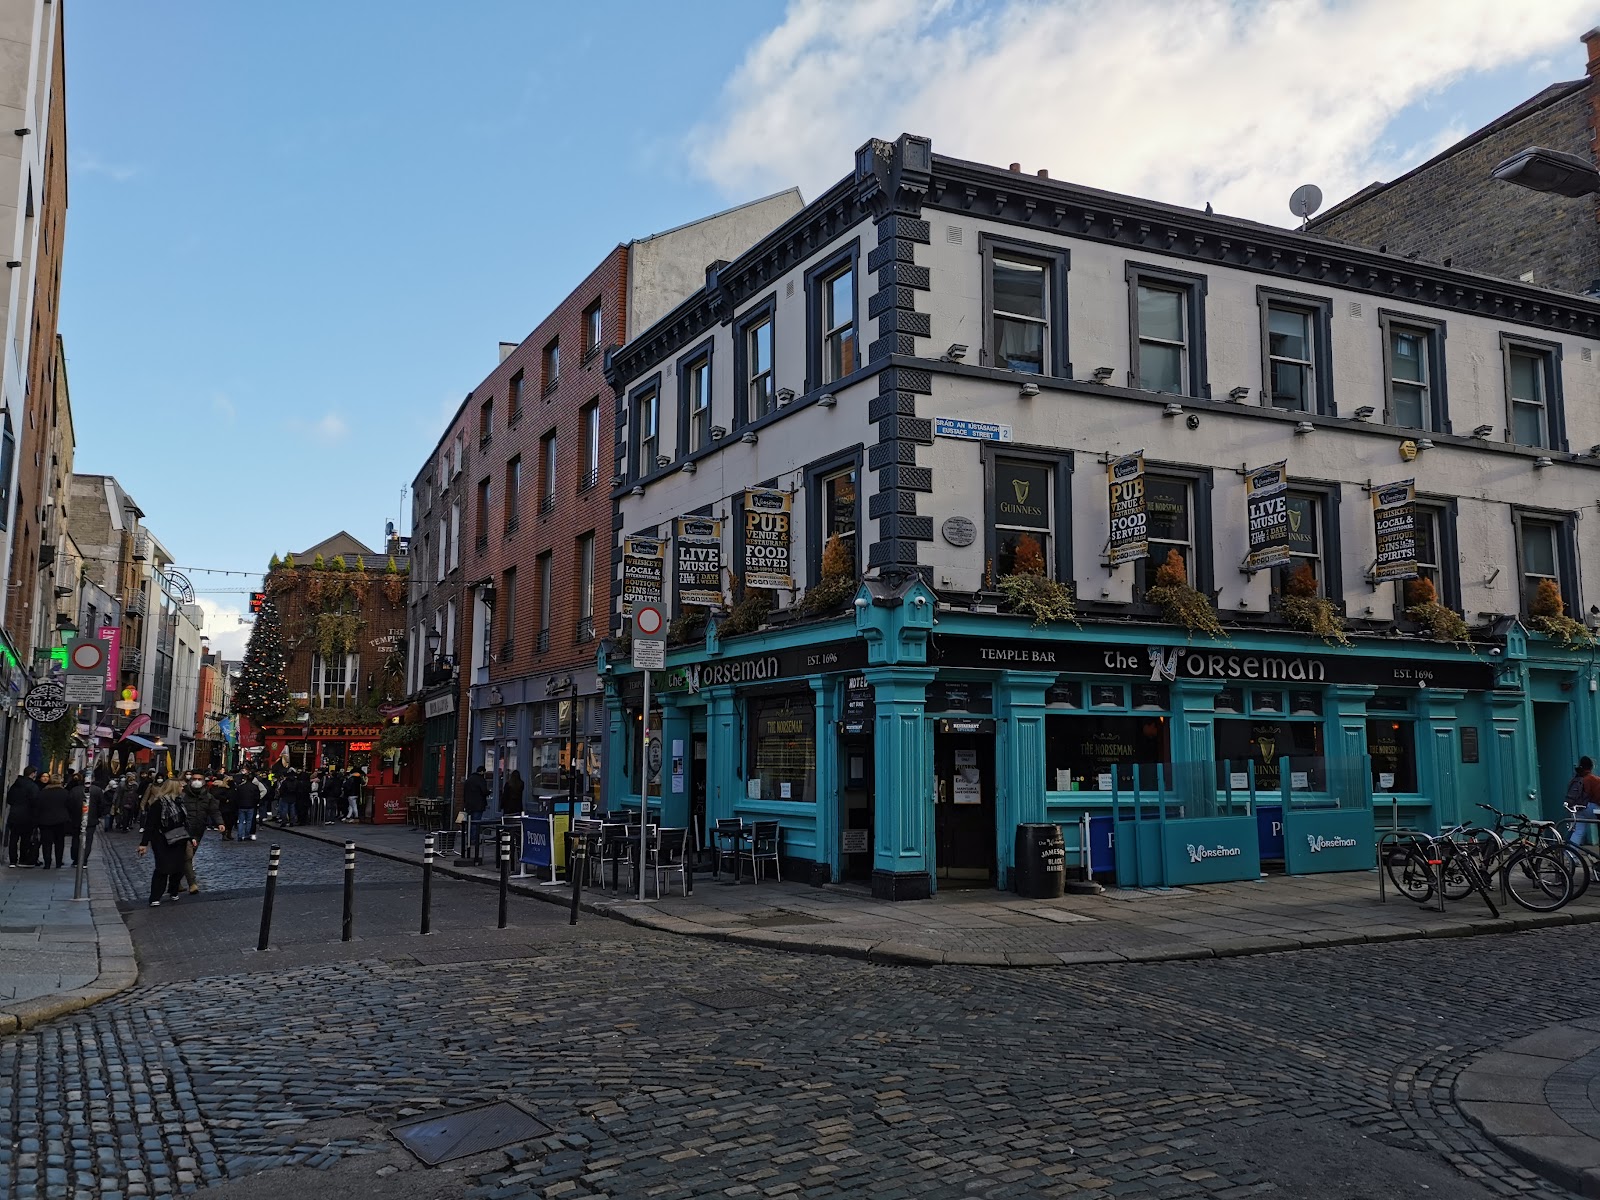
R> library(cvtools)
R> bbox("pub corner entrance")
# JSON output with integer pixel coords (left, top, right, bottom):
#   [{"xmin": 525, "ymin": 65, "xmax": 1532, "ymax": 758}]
[{"xmin": 934, "ymin": 718, "xmax": 996, "ymax": 887}]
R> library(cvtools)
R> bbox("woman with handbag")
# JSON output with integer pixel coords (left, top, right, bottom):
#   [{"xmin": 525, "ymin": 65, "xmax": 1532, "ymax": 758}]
[{"xmin": 137, "ymin": 783, "xmax": 194, "ymax": 906}]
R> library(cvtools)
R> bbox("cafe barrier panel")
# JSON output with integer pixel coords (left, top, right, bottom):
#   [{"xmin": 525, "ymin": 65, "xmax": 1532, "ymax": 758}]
[{"xmin": 1111, "ymin": 762, "xmax": 1261, "ymax": 888}]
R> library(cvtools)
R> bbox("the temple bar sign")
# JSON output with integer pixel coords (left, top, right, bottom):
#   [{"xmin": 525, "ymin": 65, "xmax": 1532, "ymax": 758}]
[{"xmin": 929, "ymin": 636, "xmax": 1495, "ymax": 691}]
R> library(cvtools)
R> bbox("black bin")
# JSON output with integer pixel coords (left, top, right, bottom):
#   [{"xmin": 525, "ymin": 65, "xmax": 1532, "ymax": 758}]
[{"xmin": 1014, "ymin": 823, "xmax": 1066, "ymax": 899}]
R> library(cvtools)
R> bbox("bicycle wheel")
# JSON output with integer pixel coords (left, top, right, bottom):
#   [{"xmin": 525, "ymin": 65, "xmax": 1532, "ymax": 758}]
[
  {"xmin": 1385, "ymin": 844, "xmax": 1436, "ymax": 903},
  {"xmin": 1554, "ymin": 841, "xmax": 1593, "ymax": 900},
  {"xmin": 1501, "ymin": 846, "xmax": 1574, "ymax": 912}
]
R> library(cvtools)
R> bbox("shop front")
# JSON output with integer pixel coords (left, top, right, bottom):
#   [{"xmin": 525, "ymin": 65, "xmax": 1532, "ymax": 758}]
[
  {"xmin": 260, "ymin": 721, "xmax": 390, "ymax": 780},
  {"xmin": 603, "ymin": 578, "xmax": 1539, "ymax": 900},
  {"xmin": 471, "ymin": 668, "xmax": 604, "ymax": 819},
  {"xmin": 419, "ymin": 687, "xmax": 458, "ymax": 805}
]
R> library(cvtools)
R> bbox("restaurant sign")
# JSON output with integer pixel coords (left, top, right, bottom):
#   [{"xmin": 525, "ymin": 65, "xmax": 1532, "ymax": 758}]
[
  {"xmin": 929, "ymin": 634, "xmax": 1495, "ymax": 691},
  {"xmin": 742, "ymin": 488, "xmax": 793, "ymax": 589},
  {"xmin": 675, "ymin": 518, "xmax": 725, "ymax": 608},
  {"xmin": 631, "ymin": 639, "xmax": 870, "ymax": 696},
  {"xmin": 1106, "ymin": 451, "xmax": 1147, "ymax": 566}
]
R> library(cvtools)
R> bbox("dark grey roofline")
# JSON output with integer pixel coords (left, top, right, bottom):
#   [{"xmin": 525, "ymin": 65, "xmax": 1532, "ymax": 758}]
[
  {"xmin": 1310, "ymin": 78, "xmax": 1590, "ymax": 227},
  {"xmin": 607, "ymin": 138, "xmax": 1600, "ymax": 388}
]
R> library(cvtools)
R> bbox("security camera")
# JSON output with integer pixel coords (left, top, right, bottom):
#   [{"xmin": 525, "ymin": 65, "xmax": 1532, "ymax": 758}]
[
  {"xmin": 913, "ymin": 595, "xmax": 928, "ymax": 607},
  {"xmin": 1489, "ymin": 647, "xmax": 1502, "ymax": 656},
  {"xmin": 853, "ymin": 597, "xmax": 868, "ymax": 610}
]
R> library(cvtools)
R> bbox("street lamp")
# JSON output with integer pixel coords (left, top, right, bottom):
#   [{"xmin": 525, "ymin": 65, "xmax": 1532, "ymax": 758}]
[
  {"xmin": 425, "ymin": 626, "xmax": 442, "ymax": 660},
  {"xmin": 1492, "ymin": 145, "xmax": 1600, "ymax": 198}
]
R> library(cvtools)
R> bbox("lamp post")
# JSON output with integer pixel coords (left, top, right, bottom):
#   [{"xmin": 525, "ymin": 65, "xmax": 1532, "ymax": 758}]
[{"xmin": 1492, "ymin": 145, "xmax": 1600, "ymax": 197}]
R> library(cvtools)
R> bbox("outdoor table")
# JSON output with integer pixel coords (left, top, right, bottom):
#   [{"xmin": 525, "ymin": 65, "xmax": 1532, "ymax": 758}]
[{"xmin": 712, "ymin": 820, "xmax": 752, "ymax": 883}]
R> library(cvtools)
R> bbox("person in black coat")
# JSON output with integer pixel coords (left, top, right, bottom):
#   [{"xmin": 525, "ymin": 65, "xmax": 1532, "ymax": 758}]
[
  {"xmin": 180, "ymin": 774, "xmax": 224, "ymax": 893},
  {"xmin": 32, "ymin": 772, "xmax": 71, "ymax": 868},
  {"xmin": 462, "ymin": 766, "xmax": 490, "ymax": 850},
  {"xmin": 137, "ymin": 787, "xmax": 193, "ymax": 905},
  {"xmin": 63, "ymin": 771, "xmax": 90, "ymax": 866},
  {"xmin": 500, "ymin": 769, "xmax": 525, "ymax": 818},
  {"xmin": 4, "ymin": 767, "xmax": 38, "ymax": 866}
]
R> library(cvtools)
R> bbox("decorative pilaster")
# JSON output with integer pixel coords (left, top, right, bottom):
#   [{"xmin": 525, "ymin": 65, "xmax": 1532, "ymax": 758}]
[
  {"xmin": 703, "ymin": 686, "xmax": 738, "ymax": 829},
  {"xmin": 865, "ymin": 665, "xmax": 936, "ymax": 900},
  {"xmin": 811, "ymin": 676, "xmax": 842, "ymax": 884},
  {"xmin": 996, "ymin": 671, "xmax": 1055, "ymax": 888}
]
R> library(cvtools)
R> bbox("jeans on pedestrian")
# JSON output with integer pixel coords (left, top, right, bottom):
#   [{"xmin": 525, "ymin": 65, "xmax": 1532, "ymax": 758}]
[
  {"xmin": 36, "ymin": 822, "xmax": 66, "ymax": 867},
  {"xmin": 183, "ymin": 836, "xmax": 201, "ymax": 889},
  {"xmin": 237, "ymin": 807, "xmax": 256, "ymax": 839},
  {"xmin": 1572, "ymin": 802, "xmax": 1600, "ymax": 847}
]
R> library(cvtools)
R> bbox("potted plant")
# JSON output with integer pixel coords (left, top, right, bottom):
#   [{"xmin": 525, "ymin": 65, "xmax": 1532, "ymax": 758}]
[
  {"xmin": 997, "ymin": 533, "xmax": 1078, "ymax": 627},
  {"xmin": 721, "ymin": 578, "xmax": 774, "ymax": 637},
  {"xmin": 1144, "ymin": 548, "xmax": 1224, "ymax": 640},
  {"xmin": 1403, "ymin": 576, "xmax": 1470, "ymax": 643},
  {"xmin": 1529, "ymin": 578, "xmax": 1595, "ymax": 647},
  {"xmin": 1280, "ymin": 562, "xmax": 1351, "ymax": 646},
  {"xmin": 801, "ymin": 533, "xmax": 857, "ymax": 616}
]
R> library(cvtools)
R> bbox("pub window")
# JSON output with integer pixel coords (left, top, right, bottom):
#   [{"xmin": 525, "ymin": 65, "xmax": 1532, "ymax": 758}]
[
  {"xmin": 1501, "ymin": 334, "xmax": 1565, "ymax": 450},
  {"xmin": 631, "ymin": 383, "xmax": 659, "ymax": 478},
  {"xmin": 1213, "ymin": 717, "xmax": 1325, "ymax": 792},
  {"xmin": 1274, "ymin": 489, "xmax": 1340, "ymax": 600},
  {"xmin": 1127, "ymin": 263, "xmax": 1208, "ymax": 398},
  {"xmin": 820, "ymin": 466, "xmax": 857, "ymax": 570},
  {"xmin": 678, "ymin": 346, "xmax": 712, "ymax": 456},
  {"xmin": 734, "ymin": 299, "xmax": 776, "ymax": 426},
  {"xmin": 1515, "ymin": 511, "xmax": 1576, "ymax": 618},
  {"xmin": 1367, "ymin": 718, "xmax": 1418, "ymax": 793},
  {"xmin": 746, "ymin": 694, "xmax": 816, "ymax": 802},
  {"xmin": 993, "ymin": 456, "xmax": 1057, "ymax": 579},
  {"xmin": 1045, "ymin": 712, "xmax": 1170, "ymax": 792},
  {"xmin": 1379, "ymin": 313, "xmax": 1446, "ymax": 431},
  {"xmin": 805, "ymin": 447, "xmax": 863, "ymax": 581},
  {"xmin": 1258, "ymin": 288, "xmax": 1333, "ymax": 414},
  {"xmin": 1397, "ymin": 503, "xmax": 1459, "ymax": 614},
  {"xmin": 805, "ymin": 245, "xmax": 859, "ymax": 390},
  {"xmin": 982, "ymin": 236, "xmax": 1067, "ymax": 376},
  {"xmin": 312, "ymin": 652, "xmax": 357, "ymax": 707},
  {"xmin": 1134, "ymin": 474, "xmax": 1207, "ymax": 597}
]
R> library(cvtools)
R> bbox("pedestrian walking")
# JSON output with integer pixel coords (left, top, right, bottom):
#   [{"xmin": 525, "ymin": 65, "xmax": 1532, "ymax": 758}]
[
  {"xmin": 1567, "ymin": 756, "xmax": 1600, "ymax": 847},
  {"xmin": 32, "ymin": 771, "xmax": 70, "ymax": 869},
  {"xmin": 462, "ymin": 765, "xmax": 489, "ymax": 851},
  {"xmin": 217, "ymin": 773, "xmax": 239, "ymax": 839},
  {"xmin": 500, "ymin": 768, "xmax": 525, "ymax": 818},
  {"xmin": 64, "ymin": 770, "xmax": 90, "ymax": 866},
  {"xmin": 325, "ymin": 768, "xmax": 345, "ymax": 825},
  {"xmin": 309, "ymin": 769, "xmax": 323, "ymax": 825},
  {"xmin": 79, "ymin": 778, "xmax": 107, "ymax": 864},
  {"xmin": 137, "ymin": 785, "xmax": 193, "ymax": 906},
  {"xmin": 342, "ymin": 768, "xmax": 363, "ymax": 822},
  {"xmin": 178, "ymin": 773, "xmax": 223, "ymax": 893},
  {"xmin": 233, "ymin": 771, "xmax": 261, "ymax": 841},
  {"xmin": 4, "ymin": 767, "xmax": 38, "ymax": 866}
]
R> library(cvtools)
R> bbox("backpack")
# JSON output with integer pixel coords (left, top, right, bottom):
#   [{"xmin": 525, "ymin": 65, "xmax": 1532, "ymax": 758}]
[{"xmin": 1566, "ymin": 775, "xmax": 1588, "ymax": 808}]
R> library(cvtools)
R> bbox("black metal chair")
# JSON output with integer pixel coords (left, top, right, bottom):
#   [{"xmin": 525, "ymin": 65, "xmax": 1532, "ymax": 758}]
[
  {"xmin": 746, "ymin": 820, "xmax": 781, "ymax": 883},
  {"xmin": 651, "ymin": 828, "xmax": 690, "ymax": 897},
  {"xmin": 712, "ymin": 818, "xmax": 748, "ymax": 881}
]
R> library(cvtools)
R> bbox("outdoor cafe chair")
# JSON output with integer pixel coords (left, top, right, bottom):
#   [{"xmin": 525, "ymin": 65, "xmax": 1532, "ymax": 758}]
[
  {"xmin": 712, "ymin": 818, "xmax": 748, "ymax": 881},
  {"xmin": 747, "ymin": 820, "xmax": 781, "ymax": 883},
  {"xmin": 651, "ymin": 827, "xmax": 690, "ymax": 897}
]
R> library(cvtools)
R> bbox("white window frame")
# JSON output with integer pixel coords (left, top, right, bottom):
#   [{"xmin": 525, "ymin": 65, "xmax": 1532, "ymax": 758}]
[{"xmin": 821, "ymin": 266, "xmax": 855, "ymax": 385}]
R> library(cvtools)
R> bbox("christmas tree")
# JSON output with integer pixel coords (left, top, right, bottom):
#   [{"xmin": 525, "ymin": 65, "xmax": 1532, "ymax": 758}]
[{"xmin": 234, "ymin": 594, "xmax": 290, "ymax": 722}]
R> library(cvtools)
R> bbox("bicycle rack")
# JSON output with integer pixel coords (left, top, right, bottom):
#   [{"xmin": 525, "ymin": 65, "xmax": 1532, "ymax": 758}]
[{"xmin": 1375, "ymin": 829, "xmax": 1429, "ymax": 904}]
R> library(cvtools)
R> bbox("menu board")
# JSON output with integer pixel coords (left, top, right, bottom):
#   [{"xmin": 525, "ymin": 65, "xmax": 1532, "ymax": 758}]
[
  {"xmin": 1244, "ymin": 460, "xmax": 1290, "ymax": 572},
  {"xmin": 622, "ymin": 536, "xmax": 665, "ymax": 612}
]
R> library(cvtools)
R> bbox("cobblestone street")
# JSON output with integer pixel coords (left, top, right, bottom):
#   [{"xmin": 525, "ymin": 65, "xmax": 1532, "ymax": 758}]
[{"xmin": 0, "ymin": 830, "xmax": 1591, "ymax": 1199}]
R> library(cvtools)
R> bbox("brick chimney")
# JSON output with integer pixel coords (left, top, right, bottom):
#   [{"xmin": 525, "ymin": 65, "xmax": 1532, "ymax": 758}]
[{"xmin": 1583, "ymin": 29, "xmax": 1600, "ymax": 157}]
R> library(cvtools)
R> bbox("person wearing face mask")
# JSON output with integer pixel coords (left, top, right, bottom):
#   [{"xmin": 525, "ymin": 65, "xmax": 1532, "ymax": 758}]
[{"xmin": 179, "ymin": 772, "xmax": 224, "ymax": 894}]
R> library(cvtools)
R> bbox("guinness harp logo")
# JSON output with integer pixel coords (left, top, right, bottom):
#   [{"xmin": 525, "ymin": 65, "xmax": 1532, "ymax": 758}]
[
  {"xmin": 1287, "ymin": 508, "xmax": 1302, "ymax": 533},
  {"xmin": 1012, "ymin": 478, "xmax": 1031, "ymax": 504},
  {"xmin": 1258, "ymin": 738, "xmax": 1276, "ymax": 763}
]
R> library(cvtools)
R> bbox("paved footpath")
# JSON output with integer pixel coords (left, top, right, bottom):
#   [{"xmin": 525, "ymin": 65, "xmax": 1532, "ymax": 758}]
[{"xmin": 0, "ymin": 852, "xmax": 135, "ymax": 1033}]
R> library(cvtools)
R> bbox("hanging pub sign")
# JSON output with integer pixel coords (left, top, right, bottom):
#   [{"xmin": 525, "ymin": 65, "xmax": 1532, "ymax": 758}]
[
  {"xmin": 621, "ymin": 536, "xmax": 666, "ymax": 612},
  {"xmin": 1106, "ymin": 451, "xmax": 1147, "ymax": 565},
  {"xmin": 1243, "ymin": 460, "xmax": 1290, "ymax": 572},
  {"xmin": 1372, "ymin": 479, "xmax": 1418, "ymax": 582},
  {"xmin": 742, "ymin": 488, "xmax": 794, "ymax": 589},
  {"xmin": 675, "ymin": 517, "xmax": 726, "ymax": 608}
]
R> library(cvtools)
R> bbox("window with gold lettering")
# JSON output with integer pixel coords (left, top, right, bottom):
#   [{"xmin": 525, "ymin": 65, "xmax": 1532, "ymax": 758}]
[
  {"xmin": 993, "ymin": 458, "xmax": 1054, "ymax": 578},
  {"xmin": 746, "ymin": 694, "xmax": 816, "ymax": 802},
  {"xmin": 1046, "ymin": 714, "xmax": 1168, "ymax": 791}
]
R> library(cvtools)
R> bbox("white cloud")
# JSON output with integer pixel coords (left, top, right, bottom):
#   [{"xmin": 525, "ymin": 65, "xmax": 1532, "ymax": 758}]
[
  {"xmin": 72, "ymin": 153, "xmax": 140, "ymax": 182},
  {"xmin": 196, "ymin": 597, "xmax": 250, "ymax": 661},
  {"xmin": 287, "ymin": 411, "xmax": 349, "ymax": 442},
  {"xmin": 691, "ymin": 0, "xmax": 1596, "ymax": 225}
]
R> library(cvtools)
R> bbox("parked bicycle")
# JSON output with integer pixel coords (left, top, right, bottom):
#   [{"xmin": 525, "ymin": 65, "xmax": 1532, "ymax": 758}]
[
  {"xmin": 1384, "ymin": 812, "xmax": 1574, "ymax": 913},
  {"xmin": 1384, "ymin": 824, "xmax": 1501, "ymax": 916}
]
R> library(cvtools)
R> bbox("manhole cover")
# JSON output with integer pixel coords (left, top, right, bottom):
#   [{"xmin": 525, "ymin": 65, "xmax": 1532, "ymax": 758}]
[
  {"xmin": 392, "ymin": 1101, "xmax": 547, "ymax": 1165},
  {"xmin": 686, "ymin": 987, "xmax": 787, "ymax": 1011}
]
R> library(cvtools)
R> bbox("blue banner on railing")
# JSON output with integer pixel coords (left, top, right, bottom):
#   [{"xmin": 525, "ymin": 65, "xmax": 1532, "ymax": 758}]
[
  {"xmin": 1087, "ymin": 815, "xmax": 1115, "ymax": 875},
  {"xmin": 1256, "ymin": 804, "xmax": 1285, "ymax": 860}
]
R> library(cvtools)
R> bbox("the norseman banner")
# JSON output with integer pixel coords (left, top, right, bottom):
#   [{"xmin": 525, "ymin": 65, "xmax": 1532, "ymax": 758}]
[
  {"xmin": 1106, "ymin": 452, "xmax": 1147, "ymax": 565},
  {"xmin": 1244, "ymin": 460, "xmax": 1290, "ymax": 572},
  {"xmin": 1371, "ymin": 479, "xmax": 1418, "ymax": 582},
  {"xmin": 621, "ymin": 536, "xmax": 666, "ymax": 612},
  {"xmin": 675, "ymin": 517, "xmax": 726, "ymax": 607},
  {"xmin": 742, "ymin": 488, "xmax": 793, "ymax": 589}
]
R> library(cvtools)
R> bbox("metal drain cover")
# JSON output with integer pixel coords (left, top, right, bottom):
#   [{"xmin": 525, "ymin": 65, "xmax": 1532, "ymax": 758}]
[
  {"xmin": 687, "ymin": 987, "xmax": 787, "ymax": 1011},
  {"xmin": 392, "ymin": 1101, "xmax": 547, "ymax": 1165}
]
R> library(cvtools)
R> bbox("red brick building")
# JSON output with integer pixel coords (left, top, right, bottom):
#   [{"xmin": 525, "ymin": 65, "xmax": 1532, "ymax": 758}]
[{"xmin": 406, "ymin": 192, "xmax": 803, "ymax": 814}]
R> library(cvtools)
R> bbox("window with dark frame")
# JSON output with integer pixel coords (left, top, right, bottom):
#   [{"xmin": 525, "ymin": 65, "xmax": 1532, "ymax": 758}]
[
  {"xmin": 993, "ymin": 457, "xmax": 1055, "ymax": 579},
  {"xmin": 580, "ymin": 399, "xmax": 600, "ymax": 491},
  {"xmin": 734, "ymin": 303, "xmax": 776, "ymax": 427},
  {"xmin": 819, "ymin": 466, "xmax": 857, "ymax": 569},
  {"xmin": 1515, "ymin": 512, "xmax": 1574, "ymax": 617},
  {"xmin": 633, "ymin": 386, "xmax": 659, "ymax": 477},
  {"xmin": 508, "ymin": 371, "xmax": 524, "ymax": 423},
  {"xmin": 684, "ymin": 354, "xmax": 711, "ymax": 454},
  {"xmin": 583, "ymin": 301, "xmax": 603, "ymax": 358},
  {"xmin": 536, "ymin": 550, "xmax": 552, "ymax": 653},
  {"xmin": 1366, "ymin": 715, "xmax": 1419, "ymax": 793},
  {"xmin": 991, "ymin": 253, "xmax": 1049, "ymax": 374},
  {"xmin": 542, "ymin": 338, "xmax": 560, "ymax": 395},
  {"xmin": 1275, "ymin": 490, "xmax": 1330, "ymax": 598},
  {"xmin": 1503, "ymin": 335, "xmax": 1564, "ymax": 450},
  {"xmin": 1377, "ymin": 311, "xmax": 1447, "ymax": 432},
  {"xmin": 475, "ymin": 478, "xmax": 490, "ymax": 550},
  {"xmin": 1266, "ymin": 305, "xmax": 1315, "ymax": 411},
  {"xmin": 820, "ymin": 263, "xmax": 855, "ymax": 384},
  {"xmin": 1135, "ymin": 475, "xmax": 1198, "ymax": 596},
  {"xmin": 539, "ymin": 431, "xmax": 556, "ymax": 514},
  {"xmin": 1127, "ymin": 263, "xmax": 1207, "ymax": 398},
  {"xmin": 1396, "ymin": 503, "xmax": 1457, "ymax": 615},
  {"xmin": 504, "ymin": 456, "xmax": 521, "ymax": 533},
  {"xmin": 0, "ymin": 417, "xmax": 14, "ymax": 531},
  {"xmin": 576, "ymin": 533, "xmax": 595, "ymax": 644},
  {"xmin": 478, "ymin": 396, "xmax": 493, "ymax": 445},
  {"xmin": 500, "ymin": 567, "xmax": 516, "ymax": 660}
]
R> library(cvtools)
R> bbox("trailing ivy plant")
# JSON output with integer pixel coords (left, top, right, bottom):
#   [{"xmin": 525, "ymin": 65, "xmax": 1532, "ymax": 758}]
[
  {"xmin": 378, "ymin": 722, "xmax": 423, "ymax": 751},
  {"xmin": 1529, "ymin": 578, "xmax": 1596, "ymax": 648},
  {"xmin": 997, "ymin": 533, "xmax": 1078, "ymax": 627},
  {"xmin": 1144, "ymin": 548, "xmax": 1224, "ymax": 640},
  {"xmin": 1280, "ymin": 562, "xmax": 1351, "ymax": 647},
  {"xmin": 1404, "ymin": 576, "xmax": 1471, "ymax": 644},
  {"xmin": 314, "ymin": 610, "xmax": 366, "ymax": 657}
]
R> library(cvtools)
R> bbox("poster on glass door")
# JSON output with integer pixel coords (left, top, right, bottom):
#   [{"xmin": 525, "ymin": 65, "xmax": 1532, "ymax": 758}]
[
  {"xmin": 1106, "ymin": 451, "xmax": 1148, "ymax": 565},
  {"xmin": 1371, "ymin": 479, "xmax": 1418, "ymax": 582}
]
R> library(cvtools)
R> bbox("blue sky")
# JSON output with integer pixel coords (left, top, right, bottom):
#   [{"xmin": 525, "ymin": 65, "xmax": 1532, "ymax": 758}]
[{"xmin": 60, "ymin": 0, "xmax": 1595, "ymax": 655}]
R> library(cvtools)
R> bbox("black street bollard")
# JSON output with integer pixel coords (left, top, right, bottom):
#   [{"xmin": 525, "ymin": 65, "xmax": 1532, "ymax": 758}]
[
  {"xmin": 566, "ymin": 831, "xmax": 584, "ymax": 926},
  {"xmin": 342, "ymin": 841, "xmax": 356, "ymax": 942},
  {"xmin": 497, "ymin": 828, "xmax": 511, "ymax": 929},
  {"xmin": 421, "ymin": 833, "xmax": 434, "ymax": 935},
  {"xmin": 257, "ymin": 845, "xmax": 281, "ymax": 952}
]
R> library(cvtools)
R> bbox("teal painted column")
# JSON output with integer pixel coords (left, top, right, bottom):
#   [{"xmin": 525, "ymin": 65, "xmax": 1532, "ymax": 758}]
[
  {"xmin": 1324, "ymin": 684, "xmax": 1377, "ymax": 808},
  {"xmin": 811, "ymin": 676, "xmax": 842, "ymax": 884},
  {"xmin": 703, "ymin": 686, "xmax": 738, "ymax": 828},
  {"xmin": 659, "ymin": 697, "xmax": 691, "ymax": 830},
  {"xmin": 1414, "ymin": 688, "xmax": 1464, "ymax": 829},
  {"xmin": 865, "ymin": 666, "xmax": 936, "ymax": 901},
  {"xmin": 1170, "ymin": 680, "xmax": 1222, "ymax": 814},
  {"xmin": 996, "ymin": 670, "xmax": 1056, "ymax": 889},
  {"xmin": 603, "ymin": 693, "xmax": 627, "ymax": 813}
]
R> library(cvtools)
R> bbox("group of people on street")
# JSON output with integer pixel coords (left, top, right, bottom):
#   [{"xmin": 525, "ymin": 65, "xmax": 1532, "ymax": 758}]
[
  {"xmin": 261, "ymin": 765, "xmax": 366, "ymax": 827},
  {"xmin": 4, "ymin": 766, "xmax": 109, "ymax": 868}
]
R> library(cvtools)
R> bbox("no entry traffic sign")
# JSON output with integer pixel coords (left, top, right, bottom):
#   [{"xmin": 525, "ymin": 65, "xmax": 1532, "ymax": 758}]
[{"xmin": 632, "ymin": 604, "xmax": 666, "ymax": 671}]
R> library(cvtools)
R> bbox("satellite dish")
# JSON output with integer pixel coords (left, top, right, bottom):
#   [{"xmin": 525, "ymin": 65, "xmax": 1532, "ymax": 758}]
[{"xmin": 1289, "ymin": 184, "xmax": 1323, "ymax": 223}]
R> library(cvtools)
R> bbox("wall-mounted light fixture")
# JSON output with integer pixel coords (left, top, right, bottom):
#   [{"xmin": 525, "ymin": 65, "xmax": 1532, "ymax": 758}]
[
  {"xmin": 741, "ymin": 431, "xmax": 758, "ymax": 444},
  {"xmin": 1471, "ymin": 424, "xmax": 1495, "ymax": 439},
  {"xmin": 1018, "ymin": 382, "xmax": 1039, "ymax": 398},
  {"xmin": 1091, "ymin": 366, "xmax": 1115, "ymax": 383},
  {"xmin": 941, "ymin": 343, "xmax": 968, "ymax": 362},
  {"xmin": 1294, "ymin": 421, "xmax": 1314, "ymax": 435},
  {"xmin": 1414, "ymin": 438, "xmax": 1434, "ymax": 452},
  {"xmin": 818, "ymin": 392, "xmax": 837, "ymax": 407},
  {"xmin": 1354, "ymin": 406, "xmax": 1375, "ymax": 420},
  {"xmin": 1228, "ymin": 386, "xmax": 1251, "ymax": 402},
  {"xmin": 1163, "ymin": 402, "xmax": 1183, "ymax": 417},
  {"xmin": 1534, "ymin": 455, "xmax": 1554, "ymax": 468}
]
